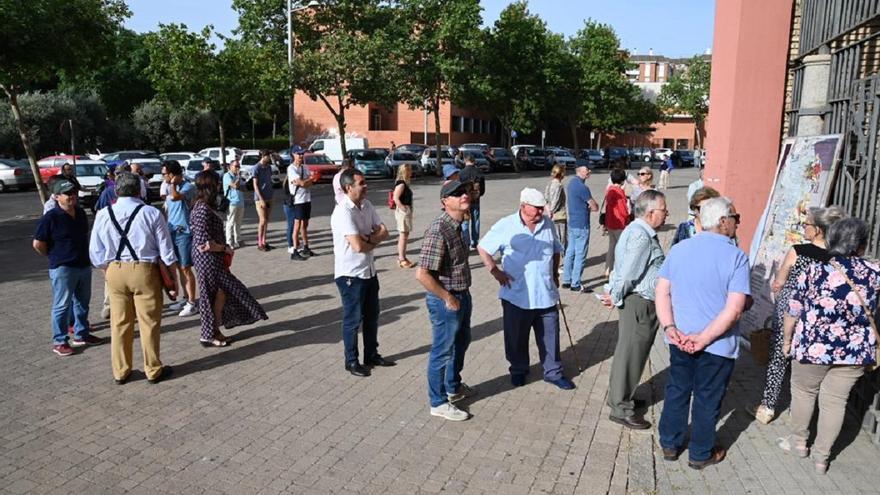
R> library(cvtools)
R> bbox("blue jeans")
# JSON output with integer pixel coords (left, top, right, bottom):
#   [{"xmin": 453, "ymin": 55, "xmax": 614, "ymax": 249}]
[
  {"xmin": 659, "ymin": 345, "xmax": 735, "ymax": 462},
  {"xmin": 562, "ymin": 227, "xmax": 590, "ymax": 288},
  {"xmin": 49, "ymin": 265, "xmax": 92, "ymax": 344},
  {"xmin": 335, "ymin": 276, "xmax": 380, "ymax": 365},
  {"xmin": 283, "ymin": 203, "xmax": 295, "ymax": 248},
  {"xmin": 501, "ymin": 301, "xmax": 563, "ymax": 380},
  {"xmin": 461, "ymin": 203, "xmax": 480, "ymax": 248},
  {"xmin": 426, "ymin": 291, "xmax": 472, "ymax": 407},
  {"xmin": 170, "ymin": 228, "xmax": 193, "ymax": 267}
]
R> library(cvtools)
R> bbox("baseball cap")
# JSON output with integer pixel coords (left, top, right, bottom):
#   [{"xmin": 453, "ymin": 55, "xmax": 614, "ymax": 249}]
[
  {"xmin": 52, "ymin": 178, "xmax": 78, "ymax": 195},
  {"xmin": 442, "ymin": 164, "xmax": 460, "ymax": 179},
  {"xmin": 520, "ymin": 187, "xmax": 546, "ymax": 207},
  {"xmin": 440, "ymin": 179, "xmax": 470, "ymax": 199}
]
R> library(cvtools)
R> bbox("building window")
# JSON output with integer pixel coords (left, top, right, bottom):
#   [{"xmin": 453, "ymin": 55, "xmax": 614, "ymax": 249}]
[
  {"xmin": 676, "ymin": 139, "xmax": 689, "ymax": 149},
  {"xmin": 452, "ymin": 115, "xmax": 462, "ymax": 132},
  {"xmin": 370, "ymin": 109, "xmax": 382, "ymax": 130}
]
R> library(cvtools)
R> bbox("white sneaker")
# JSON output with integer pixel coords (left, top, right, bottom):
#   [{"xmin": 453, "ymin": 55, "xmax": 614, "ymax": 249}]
[
  {"xmin": 168, "ymin": 300, "xmax": 186, "ymax": 311},
  {"xmin": 178, "ymin": 302, "xmax": 199, "ymax": 317},
  {"xmin": 447, "ymin": 383, "xmax": 476, "ymax": 403},
  {"xmin": 430, "ymin": 402, "xmax": 471, "ymax": 421},
  {"xmin": 287, "ymin": 246, "xmax": 295, "ymax": 254}
]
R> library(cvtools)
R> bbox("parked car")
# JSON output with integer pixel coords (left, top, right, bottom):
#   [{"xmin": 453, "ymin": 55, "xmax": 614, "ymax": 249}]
[
  {"xmin": 462, "ymin": 150, "xmax": 491, "ymax": 173},
  {"xmin": 309, "ymin": 138, "xmax": 369, "ymax": 164},
  {"xmin": 239, "ymin": 150, "xmax": 282, "ymax": 188},
  {"xmin": 36, "ymin": 155, "xmax": 92, "ymax": 184},
  {"xmin": 348, "ymin": 148, "xmax": 392, "ymax": 178},
  {"xmin": 510, "ymin": 144, "xmax": 536, "ymax": 158},
  {"xmin": 487, "ymin": 147, "xmax": 515, "ymax": 171},
  {"xmin": 603, "ymin": 147, "xmax": 630, "ymax": 167},
  {"xmin": 197, "ymin": 147, "xmax": 243, "ymax": 165},
  {"xmin": 0, "ymin": 159, "xmax": 36, "ymax": 192},
  {"xmin": 653, "ymin": 148, "xmax": 673, "ymax": 161},
  {"xmin": 302, "ymin": 153, "xmax": 339, "ymax": 183},
  {"xmin": 459, "ymin": 143, "xmax": 490, "ymax": 155},
  {"xmin": 547, "ymin": 148, "xmax": 577, "ymax": 169},
  {"xmin": 579, "ymin": 149, "xmax": 604, "ymax": 168},
  {"xmin": 629, "ymin": 147, "xmax": 654, "ymax": 162},
  {"xmin": 99, "ymin": 150, "xmax": 160, "ymax": 171},
  {"xmin": 420, "ymin": 147, "xmax": 454, "ymax": 175},
  {"xmin": 385, "ymin": 150, "xmax": 422, "ymax": 177},
  {"xmin": 160, "ymin": 152, "xmax": 202, "ymax": 163},
  {"xmin": 182, "ymin": 158, "xmax": 222, "ymax": 182},
  {"xmin": 672, "ymin": 149, "xmax": 695, "ymax": 167},
  {"xmin": 515, "ymin": 147, "xmax": 550, "ymax": 170},
  {"xmin": 70, "ymin": 162, "xmax": 109, "ymax": 209},
  {"xmin": 395, "ymin": 143, "xmax": 428, "ymax": 156}
]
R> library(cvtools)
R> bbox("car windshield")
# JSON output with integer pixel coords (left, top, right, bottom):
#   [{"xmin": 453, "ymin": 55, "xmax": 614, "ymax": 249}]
[
  {"xmin": 528, "ymin": 149, "xmax": 545, "ymax": 157},
  {"xmin": 187, "ymin": 162, "xmax": 203, "ymax": 171},
  {"xmin": 304, "ymin": 155, "xmax": 333, "ymax": 165},
  {"xmin": 554, "ymin": 150, "xmax": 572, "ymax": 157},
  {"xmin": 241, "ymin": 155, "xmax": 260, "ymax": 165},
  {"xmin": 492, "ymin": 149, "xmax": 511, "ymax": 158},
  {"xmin": 392, "ymin": 152, "xmax": 417, "ymax": 160},
  {"xmin": 163, "ymin": 154, "xmax": 190, "ymax": 161},
  {"xmin": 588, "ymin": 151, "xmax": 602, "ymax": 157},
  {"xmin": 354, "ymin": 151, "xmax": 385, "ymax": 160},
  {"xmin": 140, "ymin": 164, "xmax": 162, "ymax": 175},
  {"xmin": 426, "ymin": 149, "xmax": 453, "ymax": 158},
  {"xmin": 123, "ymin": 152, "xmax": 158, "ymax": 160},
  {"xmin": 75, "ymin": 164, "xmax": 107, "ymax": 177}
]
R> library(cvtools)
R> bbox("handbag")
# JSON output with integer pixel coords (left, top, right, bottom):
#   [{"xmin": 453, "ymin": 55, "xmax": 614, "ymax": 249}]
[
  {"xmin": 598, "ymin": 194, "xmax": 607, "ymax": 226},
  {"xmin": 223, "ymin": 250, "xmax": 234, "ymax": 270},
  {"xmin": 829, "ymin": 259, "xmax": 880, "ymax": 371}
]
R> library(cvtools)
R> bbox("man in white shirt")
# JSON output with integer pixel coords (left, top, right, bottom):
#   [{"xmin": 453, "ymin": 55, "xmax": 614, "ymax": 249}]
[
  {"xmin": 89, "ymin": 172, "xmax": 177, "ymax": 385},
  {"xmin": 332, "ymin": 158, "xmax": 354, "ymax": 205},
  {"xmin": 331, "ymin": 169, "xmax": 395, "ymax": 377},
  {"xmin": 286, "ymin": 152, "xmax": 315, "ymax": 260}
]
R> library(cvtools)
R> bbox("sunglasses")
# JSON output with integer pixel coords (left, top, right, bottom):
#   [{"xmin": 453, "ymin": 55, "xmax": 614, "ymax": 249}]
[
  {"xmin": 727, "ymin": 213, "xmax": 741, "ymax": 225},
  {"xmin": 638, "ymin": 172, "xmax": 651, "ymax": 176},
  {"xmin": 447, "ymin": 189, "xmax": 469, "ymax": 198}
]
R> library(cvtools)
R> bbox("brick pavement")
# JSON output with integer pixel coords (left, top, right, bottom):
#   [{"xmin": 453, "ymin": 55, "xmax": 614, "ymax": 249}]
[{"xmin": 1, "ymin": 167, "xmax": 879, "ymax": 494}]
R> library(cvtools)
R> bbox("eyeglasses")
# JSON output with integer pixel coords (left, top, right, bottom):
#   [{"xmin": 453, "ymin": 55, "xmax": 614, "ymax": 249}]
[
  {"xmin": 726, "ymin": 213, "xmax": 741, "ymax": 225},
  {"xmin": 638, "ymin": 172, "xmax": 651, "ymax": 176},
  {"xmin": 651, "ymin": 208, "xmax": 669, "ymax": 214},
  {"xmin": 447, "ymin": 190, "xmax": 469, "ymax": 198}
]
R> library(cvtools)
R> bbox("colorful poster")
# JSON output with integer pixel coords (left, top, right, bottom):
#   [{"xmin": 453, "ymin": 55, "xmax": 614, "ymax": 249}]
[{"xmin": 743, "ymin": 134, "xmax": 843, "ymax": 334}]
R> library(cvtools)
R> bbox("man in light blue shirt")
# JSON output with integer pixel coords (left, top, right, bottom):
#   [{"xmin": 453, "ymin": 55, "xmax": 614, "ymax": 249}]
[
  {"xmin": 223, "ymin": 160, "xmax": 245, "ymax": 248},
  {"xmin": 655, "ymin": 196, "xmax": 750, "ymax": 469},
  {"xmin": 562, "ymin": 163, "xmax": 599, "ymax": 292},
  {"xmin": 162, "ymin": 161, "xmax": 198, "ymax": 317},
  {"xmin": 478, "ymin": 188, "xmax": 575, "ymax": 390}
]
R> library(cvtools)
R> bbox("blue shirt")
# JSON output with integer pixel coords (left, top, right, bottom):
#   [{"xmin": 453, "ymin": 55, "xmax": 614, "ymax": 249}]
[
  {"xmin": 478, "ymin": 211, "xmax": 563, "ymax": 310},
  {"xmin": 566, "ymin": 178, "xmax": 593, "ymax": 229},
  {"xmin": 608, "ymin": 218, "xmax": 665, "ymax": 304},
  {"xmin": 223, "ymin": 172, "xmax": 244, "ymax": 206},
  {"xmin": 34, "ymin": 206, "xmax": 91, "ymax": 269},
  {"xmin": 165, "ymin": 181, "xmax": 194, "ymax": 233},
  {"xmin": 252, "ymin": 164, "xmax": 274, "ymax": 201},
  {"xmin": 658, "ymin": 232, "xmax": 751, "ymax": 359}
]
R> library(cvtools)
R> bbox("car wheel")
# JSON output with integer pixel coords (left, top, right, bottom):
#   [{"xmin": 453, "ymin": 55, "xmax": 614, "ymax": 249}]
[
  {"xmin": 644, "ymin": 156, "xmax": 650, "ymax": 162},
  {"xmin": 0, "ymin": 181, "xmax": 5, "ymax": 193}
]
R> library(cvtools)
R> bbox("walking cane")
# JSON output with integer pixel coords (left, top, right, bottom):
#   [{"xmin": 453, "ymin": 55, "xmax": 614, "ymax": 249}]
[{"xmin": 557, "ymin": 299, "xmax": 583, "ymax": 372}]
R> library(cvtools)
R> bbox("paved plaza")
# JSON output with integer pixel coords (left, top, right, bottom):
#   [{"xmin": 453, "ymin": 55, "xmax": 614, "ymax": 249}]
[{"xmin": 1, "ymin": 168, "xmax": 879, "ymax": 494}]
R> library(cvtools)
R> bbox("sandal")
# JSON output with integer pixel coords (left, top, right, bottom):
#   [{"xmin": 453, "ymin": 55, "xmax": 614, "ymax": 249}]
[
  {"xmin": 813, "ymin": 459, "xmax": 828, "ymax": 475},
  {"xmin": 398, "ymin": 259, "xmax": 415, "ymax": 269},
  {"xmin": 200, "ymin": 338, "xmax": 228, "ymax": 348},
  {"xmin": 776, "ymin": 436, "xmax": 808, "ymax": 458},
  {"xmin": 746, "ymin": 403, "xmax": 775, "ymax": 424}
]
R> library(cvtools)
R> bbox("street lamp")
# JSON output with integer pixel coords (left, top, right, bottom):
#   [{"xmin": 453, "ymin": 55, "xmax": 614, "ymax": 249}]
[{"xmin": 287, "ymin": 1, "xmax": 321, "ymax": 149}]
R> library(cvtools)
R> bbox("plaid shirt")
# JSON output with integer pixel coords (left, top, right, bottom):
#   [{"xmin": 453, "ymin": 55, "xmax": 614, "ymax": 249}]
[{"xmin": 419, "ymin": 211, "xmax": 471, "ymax": 291}]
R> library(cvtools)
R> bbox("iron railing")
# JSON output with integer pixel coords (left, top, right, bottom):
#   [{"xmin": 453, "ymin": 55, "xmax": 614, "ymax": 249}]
[{"xmin": 799, "ymin": 0, "xmax": 880, "ymax": 57}]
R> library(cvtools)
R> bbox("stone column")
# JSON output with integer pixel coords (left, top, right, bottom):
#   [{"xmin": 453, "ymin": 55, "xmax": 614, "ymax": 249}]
[{"xmin": 796, "ymin": 53, "xmax": 832, "ymax": 135}]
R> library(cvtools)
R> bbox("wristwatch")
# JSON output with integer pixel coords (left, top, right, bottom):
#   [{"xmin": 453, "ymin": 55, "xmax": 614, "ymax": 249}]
[{"xmin": 662, "ymin": 324, "xmax": 677, "ymax": 332}]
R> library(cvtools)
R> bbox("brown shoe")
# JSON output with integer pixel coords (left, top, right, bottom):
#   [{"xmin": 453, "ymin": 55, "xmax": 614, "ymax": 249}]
[
  {"xmin": 609, "ymin": 414, "xmax": 651, "ymax": 430},
  {"xmin": 662, "ymin": 446, "xmax": 684, "ymax": 461},
  {"xmin": 688, "ymin": 447, "xmax": 726, "ymax": 470}
]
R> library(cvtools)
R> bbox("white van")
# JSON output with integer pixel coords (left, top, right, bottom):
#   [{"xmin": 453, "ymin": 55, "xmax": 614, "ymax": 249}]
[{"xmin": 309, "ymin": 138, "xmax": 368, "ymax": 164}]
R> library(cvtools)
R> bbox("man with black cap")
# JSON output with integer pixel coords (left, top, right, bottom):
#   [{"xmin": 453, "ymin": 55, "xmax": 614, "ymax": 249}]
[
  {"xmin": 34, "ymin": 178, "xmax": 103, "ymax": 356},
  {"xmin": 415, "ymin": 178, "xmax": 475, "ymax": 421}
]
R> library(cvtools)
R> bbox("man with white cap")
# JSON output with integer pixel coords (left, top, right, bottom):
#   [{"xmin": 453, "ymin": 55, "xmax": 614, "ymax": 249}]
[{"xmin": 477, "ymin": 188, "xmax": 575, "ymax": 390}]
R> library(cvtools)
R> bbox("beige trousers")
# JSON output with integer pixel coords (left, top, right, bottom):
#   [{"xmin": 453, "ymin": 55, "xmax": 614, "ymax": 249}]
[
  {"xmin": 226, "ymin": 203, "xmax": 244, "ymax": 246},
  {"xmin": 106, "ymin": 262, "xmax": 164, "ymax": 381}
]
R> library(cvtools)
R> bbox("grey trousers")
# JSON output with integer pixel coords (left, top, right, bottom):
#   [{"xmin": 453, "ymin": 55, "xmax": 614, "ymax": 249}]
[{"xmin": 607, "ymin": 294, "xmax": 658, "ymax": 418}]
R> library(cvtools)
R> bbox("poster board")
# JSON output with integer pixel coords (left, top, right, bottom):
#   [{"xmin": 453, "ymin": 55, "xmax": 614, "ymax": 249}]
[{"xmin": 742, "ymin": 134, "xmax": 843, "ymax": 334}]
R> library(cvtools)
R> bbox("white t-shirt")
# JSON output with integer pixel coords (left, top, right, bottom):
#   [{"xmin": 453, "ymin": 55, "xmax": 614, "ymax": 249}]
[
  {"xmin": 159, "ymin": 181, "xmax": 170, "ymax": 199},
  {"xmin": 286, "ymin": 164, "xmax": 311, "ymax": 204},
  {"xmin": 331, "ymin": 195, "xmax": 382, "ymax": 279},
  {"xmin": 332, "ymin": 170, "xmax": 345, "ymax": 205}
]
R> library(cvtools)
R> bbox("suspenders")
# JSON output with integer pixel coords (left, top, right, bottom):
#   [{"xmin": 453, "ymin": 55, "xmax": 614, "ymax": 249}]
[{"xmin": 107, "ymin": 204, "xmax": 145, "ymax": 261}]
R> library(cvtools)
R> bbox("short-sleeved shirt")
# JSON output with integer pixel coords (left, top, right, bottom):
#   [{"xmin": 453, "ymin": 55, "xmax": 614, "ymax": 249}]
[
  {"xmin": 223, "ymin": 172, "xmax": 244, "ymax": 206},
  {"xmin": 658, "ymin": 232, "xmax": 751, "ymax": 359},
  {"xmin": 333, "ymin": 170, "xmax": 346, "ymax": 205},
  {"xmin": 287, "ymin": 163, "xmax": 311, "ymax": 204},
  {"xmin": 331, "ymin": 196, "xmax": 383, "ymax": 279},
  {"xmin": 252, "ymin": 163, "xmax": 274, "ymax": 201},
  {"xmin": 604, "ymin": 186, "xmax": 630, "ymax": 230},
  {"xmin": 566, "ymin": 178, "xmax": 593, "ymax": 229},
  {"xmin": 165, "ymin": 181, "xmax": 195, "ymax": 234},
  {"xmin": 34, "ymin": 206, "xmax": 91, "ymax": 269},
  {"xmin": 419, "ymin": 211, "xmax": 471, "ymax": 291},
  {"xmin": 478, "ymin": 211, "xmax": 563, "ymax": 309}
]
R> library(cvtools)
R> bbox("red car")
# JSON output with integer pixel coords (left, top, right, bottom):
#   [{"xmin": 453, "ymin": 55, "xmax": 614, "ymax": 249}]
[
  {"xmin": 303, "ymin": 153, "xmax": 339, "ymax": 183},
  {"xmin": 36, "ymin": 155, "xmax": 90, "ymax": 184}
]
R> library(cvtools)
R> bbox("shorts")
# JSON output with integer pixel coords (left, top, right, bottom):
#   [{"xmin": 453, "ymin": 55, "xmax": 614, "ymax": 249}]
[
  {"xmin": 171, "ymin": 229, "xmax": 193, "ymax": 267},
  {"xmin": 255, "ymin": 197, "xmax": 273, "ymax": 209},
  {"xmin": 292, "ymin": 202, "xmax": 312, "ymax": 220},
  {"xmin": 395, "ymin": 207, "xmax": 413, "ymax": 233}
]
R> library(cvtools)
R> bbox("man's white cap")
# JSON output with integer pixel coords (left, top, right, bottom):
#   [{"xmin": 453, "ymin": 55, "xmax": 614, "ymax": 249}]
[{"xmin": 520, "ymin": 187, "xmax": 546, "ymax": 207}]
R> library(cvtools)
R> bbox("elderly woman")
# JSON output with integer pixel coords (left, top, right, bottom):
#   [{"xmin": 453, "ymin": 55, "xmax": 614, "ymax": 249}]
[
  {"xmin": 393, "ymin": 163, "xmax": 415, "ymax": 268},
  {"xmin": 777, "ymin": 218, "xmax": 880, "ymax": 474},
  {"xmin": 671, "ymin": 187, "xmax": 720, "ymax": 245},
  {"xmin": 190, "ymin": 171, "xmax": 268, "ymax": 347},
  {"xmin": 630, "ymin": 166, "xmax": 655, "ymax": 203},
  {"xmin": 749, "ymin": 206, "xmax": 845, "ymax": 424},
  {"xmin": 603, "ymin": 168, "xmax": 631, "ymax": 277},
  {"xmin": 544, "ymin": 164, "xmax": 567, "ymax": 249}
]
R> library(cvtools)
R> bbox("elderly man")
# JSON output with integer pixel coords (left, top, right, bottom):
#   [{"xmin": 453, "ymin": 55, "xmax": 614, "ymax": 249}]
[
  {"xmin": 656, "ymin": 197, "xmax": 750, "ymax": 469},
  {"xmin": 89, "ymin": 172, "xmax": 177, "ymax": 384},
  {"xmin": 478, "ymin": 188, "xmax": 575, "ymax": 390},
  {"xmin": 331, "ymin": 168, "xmax": 395, "ymax": 377},
  {"xmin": 601, "ymin": 189, "xmax": 667, "ymax": 429},
  {"xmin": 416, "ymin": 178, "xmax": 475, "ymax": 421},
  {"xmin": 458, "ymin": 155, "xmax": 485, "ymax": 249},
  {"xmin": 562, "ymin": 163, "xmax": 599, "ymax": 292},
  {"xmin": 128, "ymin": 162, "xmax": 148, "ymax": 201},
  {"xmin": 34, "ymin": 178, "xmax": 103, "ymax": 356}
]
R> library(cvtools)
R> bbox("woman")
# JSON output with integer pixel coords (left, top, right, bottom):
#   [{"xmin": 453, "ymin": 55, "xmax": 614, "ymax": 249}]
[
  {"xmin": 777, "ymin": 218, "xmax": 880, "ymax": 474},
  {"xmin": 603, "ymin": 168, "xmax": 631, "ymax": 277},
  {"xmin": 544, "ymin": 164, "xmax": 567, "ymax": 249},
  {"xmin": 190, "ymin": 171, "xmax": 268, "ymax": 347},
  {"xmin": 630, "ymin": 166, "xmax": 655, "ymax": 202},
  {"xmin": 393, "ymin": 163, "xmax": 415, "ymax": 268},
  {"xmin": 749, "ymin": 206, "xmax": 845, "ymax": 424},
  {"xmin": 671, "ymin": 187, "xmax": 720, "ymax": 245}
]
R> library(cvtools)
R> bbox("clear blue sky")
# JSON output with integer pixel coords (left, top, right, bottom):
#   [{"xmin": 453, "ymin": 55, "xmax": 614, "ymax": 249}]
[{"xmin": 125, "ymin": 0, "xmax": 714, "ymax": 58}]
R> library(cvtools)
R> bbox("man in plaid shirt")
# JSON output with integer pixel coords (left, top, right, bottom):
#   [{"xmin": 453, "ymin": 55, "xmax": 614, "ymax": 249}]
[{"xmin": 415, "ymin": 179, "xmax": 475, "ymax": 422}]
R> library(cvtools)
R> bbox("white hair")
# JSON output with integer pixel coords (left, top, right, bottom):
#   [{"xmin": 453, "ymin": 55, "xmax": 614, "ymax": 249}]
[{"xmin": 699, "ymin": 196, "xmax": 734, "ymax": 230}]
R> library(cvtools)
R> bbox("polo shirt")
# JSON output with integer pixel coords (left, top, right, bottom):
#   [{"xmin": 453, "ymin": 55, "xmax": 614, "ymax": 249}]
[
  {"xmin": 478, "ymin": 211, "xmax": 563, "ymax": 309},
  {"xmin": 331, "ymin": 195, "xmax": 382, "ymax": 279},
  {"xmin": 34, "ymin": 206, "xmax": 91, "ymax": 269},
  {"xmin": 658, "ymin": 232, "xmax": 751, "ymax": 359},
  {"xmin": 165, "ymin": 181, "xmax": 194, "ymax": 234},
  {"xmin": 566, "ymin": 178, "xmax": 593, "ymax": 229}
]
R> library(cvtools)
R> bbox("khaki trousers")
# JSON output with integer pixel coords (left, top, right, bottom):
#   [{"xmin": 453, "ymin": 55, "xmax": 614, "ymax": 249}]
[
  {"xmin": 790, "ymin": 361, "xmax": 864, "ymax": 463},
  {"xmin": 225, "ymin": 203, "xmax": 244, "ymax": 246},
  {"xmin": 607, "ymin": 294, "xmax": 658, "ymax": 418},
  {"xmin": 106, "ymin": 262, "xmax": 164, "ymax": 381}
]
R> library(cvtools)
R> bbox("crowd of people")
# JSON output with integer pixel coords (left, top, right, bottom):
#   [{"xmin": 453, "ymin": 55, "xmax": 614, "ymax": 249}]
[{"xmin": 31, "ymin": 152, "xmax": 879, "ymax": 474}]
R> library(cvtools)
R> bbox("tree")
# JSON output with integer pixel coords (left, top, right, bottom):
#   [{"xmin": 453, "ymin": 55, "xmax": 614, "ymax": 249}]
[
  {"xmin": 542, "ymin": 33, "xmax": 586, "ymax": 152},
  {"xmin": 657, "ymin": 55, "xmax": 710, "ymax": 147},
  {"xmin": 0, "ymin": 0, "xmax": 129, "ymax": 203}
]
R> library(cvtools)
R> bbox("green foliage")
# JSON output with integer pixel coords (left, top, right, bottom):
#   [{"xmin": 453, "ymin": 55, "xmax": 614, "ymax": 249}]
[
  {"xmin": 131, "ymin": 99, "xmax": 217, "ymax": 152},
  {"xmin": 657, "ymin": 55, "xmax": 710, "ymax": 144}
]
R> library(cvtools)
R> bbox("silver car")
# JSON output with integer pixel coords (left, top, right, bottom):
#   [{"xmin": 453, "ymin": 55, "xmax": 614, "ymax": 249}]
[
  {"xmin": 385, "ymin": 150, "xmax": 423, "ymax": 177},
  {"xmin": 0, "ymin": 159, "xmax": 37, "ymax": 192}
]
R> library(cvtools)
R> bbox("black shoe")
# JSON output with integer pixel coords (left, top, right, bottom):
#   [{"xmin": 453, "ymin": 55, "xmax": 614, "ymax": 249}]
[
  {"xmin": 688, "ymin": 447, "xmax": 726, "ymax": 470},
  {"xmin": 579, "ymin": 286, "xmax": 593, "ymax": 293},
  {"xmin": 561, "ymin": 283, "xmax": 571, "ymax": 289},
  {"xmin": 345, "ymin": 361, "xmax": 371, "ymax": 377},
  {"xmin": 634, "ymin": 399, "xmax": 647, "ymax": 409},
  {"xmin": 148, "ymin": 366, "xmax": 173, "ymax": 384},
  {"xmin": 290, "ymin": 250, "xmax": 306, "ymax": 261},
  {"xmin": 570, "ymin": 285, "xmax": 582, "ymax": 292},
  {"xmin": 510, "ymin": 374, "xmax": 526, "ymax": 387},
  {"xmin": 662, "ymin": 446, "xmax": 684, "ymax": 461},
  {"xmin": 114, "ymin": 374, "xmax": 130, "ymax": 385},
  {"xmin": 608, "ymin": 414, "xmax": 651, "ymax": 430},
  {"xmin": 364, "ymin": 355, "xmax": 396, "ymax": 367},
  {"xmin": 301, "ymin": 246, "xmax": 315, "ymax": 257}
]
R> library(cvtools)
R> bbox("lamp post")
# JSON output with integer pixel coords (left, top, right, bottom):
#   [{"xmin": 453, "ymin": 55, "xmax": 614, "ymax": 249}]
[{"xmin": 288, "ymin": 1, "xmax": 320, "ymax": 149}]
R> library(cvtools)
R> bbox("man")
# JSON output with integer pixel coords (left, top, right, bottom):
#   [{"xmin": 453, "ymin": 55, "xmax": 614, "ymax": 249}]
[
  {"xmin": 659, "ymin": 154, "xmax": 674, "ymax": 190},
  {"xmin": 252, "ymin": 150, "xmax": 275, "ymax": 251},
  {"xmin": 202, "ymin": 157, "xmax": 214, "ymax": 172},
  {"xmin": 287, "ymin": 152, "xmax": 315, "ymax": 260},
  {"xmin": 600, "ymin": 190, "xmax": 668, "ymax": 429},
  {"xmin": 478, "ymin": 188, "xmax": 575, "ymax": 390},
  {"xmin": 458, "ymin": 155, "xmax": 485, "ymax": 249},
  {"xmin": 562, "ymin": 163, "xmax": 599, "ymax": 292},
  {"xmin": 223, "ymin": 159, "xmax": 245, "ymax": 248},
  {"xmin": 34, "ymin": 178, "xmax": 103, "ymax": 356},
  {"xmin": 656, "ymin": 196, "xmax": 750, "ymax": 469},
  {"xmin": 693, "ymin": 148, "xmax": 703, "ymax": 169},
  {"xmin": 129, "ymin": 162, "xmax": 148, "ymax": 201},
  {"xmin": 331, "ymin": 169, "xmax": 396, "ymax": 377},
  {"xmin": 686, "ymin": 167, "xmax": 704, "ymax": 205},
  {"xmin": 333, "ymin": 158, "xmax": 354, "ymax": 205},
  {"xmin": 89, "ymin": 172, "xmax": 176, "ymax": 384},
  {"xmin": 162, "ymin": 160, "xmax": 198, "ymax": 317},
  {"xmin": 415, "ymin": 179, "xmax": 476, "ymax": 422},
  {"xmin": 442, "ymin": 164, "xmax": 460, "ymax": 183},
  {"xmin": 43, "ymin": 163, "xmax": 82, "ymax": 213}
]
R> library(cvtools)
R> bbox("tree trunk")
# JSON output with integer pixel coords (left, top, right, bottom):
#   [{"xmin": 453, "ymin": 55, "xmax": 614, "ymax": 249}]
[
  {"xmin": 337, "ymin": 106, "xmax": 347, "ymax": 159},
  {"xmin": 218, "ymin": 120, "xmax": 227, "ymax": 166},
  {"xmin": 695, "ymin": 120, "xmax": 703, "ymax": 149},
  {"xmin": 597, "ymin": 133, "xmax": 602, "ymax": 150},
  {"xmin": 569, "ymin": 120, "xmax": 579, "ymax": 155},
  {"xmin": 3, "ymin": 85, "xmax": 48, "ymax": 205},
  {"xmin": 433, "ymin": 96, "xmax": 443, "ymax": 177},
  {"xmin": 272, "ymin": 113, "xmax": 277, "ymax": 139},
  {"xmin": 251, "ymin": 117, "xmax": 256, "ymax": 149}
]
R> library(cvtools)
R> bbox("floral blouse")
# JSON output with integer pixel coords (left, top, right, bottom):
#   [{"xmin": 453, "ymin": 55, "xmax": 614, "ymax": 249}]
[{"xmin": 788, "ymin": 256, "xmax": 880, "ymax": 365}]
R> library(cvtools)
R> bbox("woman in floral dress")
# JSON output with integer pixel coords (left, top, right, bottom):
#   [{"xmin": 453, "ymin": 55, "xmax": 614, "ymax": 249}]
[{"xmin": 191, "ymin": 171, "xmax": 268, "ymax": 347}]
